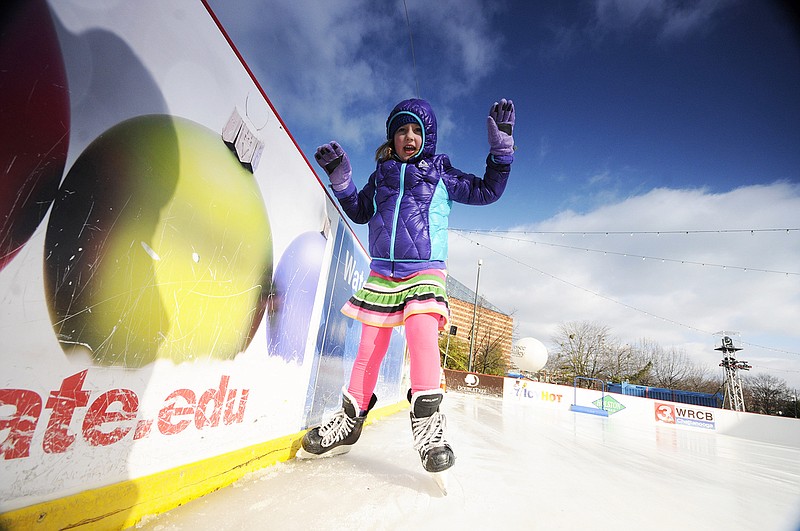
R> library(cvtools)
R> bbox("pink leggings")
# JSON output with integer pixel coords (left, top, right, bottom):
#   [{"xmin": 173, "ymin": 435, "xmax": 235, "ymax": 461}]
[{"xmin": 347, "ymin": 313, "xmax": 441, "ymax": 412}]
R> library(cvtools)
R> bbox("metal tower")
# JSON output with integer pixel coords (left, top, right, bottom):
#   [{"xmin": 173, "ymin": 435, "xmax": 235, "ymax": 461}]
[{"xmin": 715, "ymin": 332, "xmax": 751, "ymax": 412}]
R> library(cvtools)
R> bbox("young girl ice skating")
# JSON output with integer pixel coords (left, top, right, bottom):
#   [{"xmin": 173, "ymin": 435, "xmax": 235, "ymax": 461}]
[{"xmin": 298, "ymin": 98, "xmax": 515, "ymax": 476}]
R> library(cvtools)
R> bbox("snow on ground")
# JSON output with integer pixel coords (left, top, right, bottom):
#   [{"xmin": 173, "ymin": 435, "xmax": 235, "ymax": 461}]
[{"xmin": 135, "ymin": 393, "xmax": 800, "ymax": 530}]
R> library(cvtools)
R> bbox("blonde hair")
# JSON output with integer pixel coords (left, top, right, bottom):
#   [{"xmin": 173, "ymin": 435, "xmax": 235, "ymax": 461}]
[{"xmin": 375, "ymin": 140, "xmax": 393, "ymax": 162}]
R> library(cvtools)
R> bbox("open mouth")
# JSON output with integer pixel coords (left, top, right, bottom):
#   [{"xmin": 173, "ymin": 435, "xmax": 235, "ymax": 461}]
[{"xmin": 403, "ymin": 145, "xmax": 417, "ymax": 155}]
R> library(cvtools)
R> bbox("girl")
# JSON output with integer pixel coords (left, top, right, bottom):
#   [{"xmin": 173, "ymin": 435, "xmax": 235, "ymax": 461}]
[{"xmin": 298, "ymin": 98, "xmax": 515, "ymax": 475}]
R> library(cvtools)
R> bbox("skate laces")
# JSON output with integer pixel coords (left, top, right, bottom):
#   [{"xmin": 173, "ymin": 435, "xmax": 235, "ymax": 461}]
[
  {"xmin": 318, "ymin": 409, "xmax": 355, "ymax": 447},
  {"xmin": 412, "ymin": 411, "xmax": 447, "ymax": 452}
]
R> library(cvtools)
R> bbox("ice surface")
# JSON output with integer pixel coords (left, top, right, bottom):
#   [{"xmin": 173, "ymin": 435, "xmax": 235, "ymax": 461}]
[{"xmin": 135, "ymin": 393, "xmax": 800, "ymax": 530}]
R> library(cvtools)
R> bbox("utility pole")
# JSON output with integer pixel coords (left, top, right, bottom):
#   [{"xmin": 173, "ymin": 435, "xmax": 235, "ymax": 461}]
[
  {"xmin": 468, "ymin": 259, "xmax": 482, "ymax": 373},
  {"xmin": 715, "ymin": 331, "xmax": 751, "ymax": 412},
  {"xmin": 443, "ymin": 325, "xmax": 456, "ymax": 369}
]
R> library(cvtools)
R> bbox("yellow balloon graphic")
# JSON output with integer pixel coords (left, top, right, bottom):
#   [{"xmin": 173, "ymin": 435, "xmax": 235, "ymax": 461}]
[{"xmin": 45, "ymin": 115, "xmax": 272, "ymax": 367}]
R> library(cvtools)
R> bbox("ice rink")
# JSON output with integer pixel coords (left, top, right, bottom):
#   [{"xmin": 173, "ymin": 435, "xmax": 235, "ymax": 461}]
[{"xmin": 136, "ymin": 392, "xmax": 800, "ymax": 530}]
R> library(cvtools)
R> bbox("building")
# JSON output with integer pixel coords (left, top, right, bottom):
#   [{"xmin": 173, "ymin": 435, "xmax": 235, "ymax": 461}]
[{"xmin": 445, "ymin": 275, "xmax": 514, "ymax": 368}]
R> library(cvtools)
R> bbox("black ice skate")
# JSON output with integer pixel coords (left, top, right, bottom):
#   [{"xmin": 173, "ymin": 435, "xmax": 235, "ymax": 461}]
[
  {"xmin": 410, "ymin": 389, "xmax": 454, "ymax": 493},
  {"xmin": 297, "ymin": 388, "xmax": 376, "ymax": 459}
]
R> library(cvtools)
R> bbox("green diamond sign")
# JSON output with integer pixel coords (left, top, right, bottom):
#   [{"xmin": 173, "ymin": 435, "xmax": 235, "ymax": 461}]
[{"xmin": 593, "ymin": 395, "xmax": 625, "ymax": 415}]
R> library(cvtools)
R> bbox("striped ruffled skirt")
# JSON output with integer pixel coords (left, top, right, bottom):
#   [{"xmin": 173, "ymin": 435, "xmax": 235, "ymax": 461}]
[{"xmin": 341, "ymin": 269, "xmax": 449, "ymax": 330}]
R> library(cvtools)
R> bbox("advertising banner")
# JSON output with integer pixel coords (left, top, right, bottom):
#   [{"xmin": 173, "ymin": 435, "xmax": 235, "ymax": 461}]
[
  {"xmin": 0, "ymin": 0, "xmax": 408, "ymax": 515},
  {"xmin": 444, "ymin": 369, "xmax": 504, "ymax": 397},
  {"xmin": 304, "ymin": 216, "xmax": 406, "ymax": 426}
]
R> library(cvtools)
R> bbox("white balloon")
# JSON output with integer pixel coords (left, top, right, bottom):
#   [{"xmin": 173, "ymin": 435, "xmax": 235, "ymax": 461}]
[{"xmin": 512, "ymin": 337, "xmax": 548, "ymax": 372}]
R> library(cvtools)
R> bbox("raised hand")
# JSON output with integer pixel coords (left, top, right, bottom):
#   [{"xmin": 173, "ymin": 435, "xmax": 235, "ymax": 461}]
[
  {"xmin": 487, "ymin": 99, "xmax": 515, "ymax": 157},
  {"xmin": 314, "ymin": 141, "xmax": 352, "ymax": 192}
]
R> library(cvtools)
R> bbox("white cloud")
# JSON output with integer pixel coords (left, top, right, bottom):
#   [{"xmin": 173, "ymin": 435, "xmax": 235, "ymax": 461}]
[
  {"xmin": 540, "ymin": 0, "xmax": 734, "ymax": 56},
  {"xmin": 446, "ymin": 181, "xmax": 800, "ymax": 386},
  {"xmin": 410, "ymin": 0, "xmax": 504, "ymax": 80},
  {"xmin": 209, "ymin": 0, "xmax": 505, "ymax": 150},
  {"xmin": 592, "ymin": 0, "xmax": 732, "ymax": 41},
  {"xmin": 588, "ymin": 170, "xmax": 611, "ymax": 185},
  {"xmin": 537, "ymin": 135, "xmax": 551, "ymax": 163},
  {"xmin": 539, "ymin": 24, "xmax": 581, "ymax": 60},
  {"xmin": 659, "ymin": 0, "xmax": 728, "ymax": 39}
]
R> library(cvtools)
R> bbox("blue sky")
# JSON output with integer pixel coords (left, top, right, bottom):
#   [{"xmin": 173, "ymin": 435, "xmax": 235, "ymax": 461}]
[{"xmin": 207, "ymin": 0, "xmax": 800, "ymax": 387}]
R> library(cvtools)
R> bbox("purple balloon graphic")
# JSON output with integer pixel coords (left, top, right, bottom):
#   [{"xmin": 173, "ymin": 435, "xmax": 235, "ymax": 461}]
[{"xmin": 266, "ymin": 230, "xmax": 327, "ymax": 363}]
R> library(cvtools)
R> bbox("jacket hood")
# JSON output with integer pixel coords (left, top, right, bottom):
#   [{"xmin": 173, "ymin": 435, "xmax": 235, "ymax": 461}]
[{"xmin": 385, "ymin": 98, "xmax": 437, "ymax": 160}]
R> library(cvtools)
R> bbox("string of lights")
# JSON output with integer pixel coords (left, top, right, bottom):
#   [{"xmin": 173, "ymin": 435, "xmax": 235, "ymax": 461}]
[
  {"xmin": 451, "ymin": 227, "xmax": 799, "ymax": 236},
  {"xmin": 451, "ymin": 231, "xmax": 799, "ymax": 276},
  {"xmin": 452, "ymin": 231, "xmax": 800, "ymax": 360}
]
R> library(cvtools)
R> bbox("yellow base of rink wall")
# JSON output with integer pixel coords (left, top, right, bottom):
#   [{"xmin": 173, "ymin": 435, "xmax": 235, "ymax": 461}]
[{"xmin": 0, "ymin": 401, "xmax": 408, "ymax": 531}]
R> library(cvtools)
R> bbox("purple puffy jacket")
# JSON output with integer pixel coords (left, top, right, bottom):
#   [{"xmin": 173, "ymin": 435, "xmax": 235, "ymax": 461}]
[{"xmin": 333, "ymin": 99, "xmax": 512, "ymax": 278}]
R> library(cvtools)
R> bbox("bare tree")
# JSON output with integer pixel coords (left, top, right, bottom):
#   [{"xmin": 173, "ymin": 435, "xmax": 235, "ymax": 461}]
[
  {"xmin": 548, "ymin": 321, "xmax": 610, "ymax": 384},
  {"xmin": 439, "ymin": 334, "xmax": 469, "ymax": 371},
  {"xmin": 605, "ymin": 341, "xmax": 652, "ymax": 384},
  {"xmin": 681, "ymin": 363, "xmax": 720, "ymax": 394},
  {"xmin": 631, "ymin": 339, "xmax": 710, "ymax": 391},
  {"xmin": 438, "ymin": 304, "xmax": 512, "ymax": 376},
  {"xmin": 781, "ymin": 388, "xmax": 799, "ymax": 418},
  {"xmin": 745, "ymin": 373, "xmax": 788, "ymax": 415},
  {"xmin": 474, "ymin": 327, "xmax": 510, "ymax": 376},
  {"xmin": 651, "ymin": 346, "xmax": 695, "ymax": 389},
  {"xmin": 545, "ymin": 321, "xmax": 737, "ymax": 406}
]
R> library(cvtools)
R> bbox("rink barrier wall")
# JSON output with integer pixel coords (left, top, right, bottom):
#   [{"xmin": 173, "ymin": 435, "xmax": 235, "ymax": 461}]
[
  {"xmin": 500, "ymin": 377, "xmax": 800, "ymax": 448},
  {"xmin": 444, "ymin": 371, "xmax": 799, "ymax": 449},
  {"xmin": 2, "ymin": 2, "xmax": 410, "ymax": 526},
  {"xmin": 0, "ymin": 400, "xmax": 409, "ymax": 530}
]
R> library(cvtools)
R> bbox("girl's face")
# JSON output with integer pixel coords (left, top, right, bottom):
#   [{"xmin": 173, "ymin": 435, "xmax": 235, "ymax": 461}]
[{"xmin": 393, "ymin": 123, "xmax": 423, "ymax": 162}]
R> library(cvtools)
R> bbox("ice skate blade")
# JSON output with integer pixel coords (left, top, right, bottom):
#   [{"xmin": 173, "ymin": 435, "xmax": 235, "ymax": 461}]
[
  {"xmin": 431, "ymin": 472, "xmax": 448, "ymax": 495},
  {"xmin": 295, "ymin": 445, "xmax": 352, "ymax": 460}
]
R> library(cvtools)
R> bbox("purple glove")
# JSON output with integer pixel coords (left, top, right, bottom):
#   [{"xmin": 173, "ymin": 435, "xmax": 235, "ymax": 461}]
[
  {"xmin": 314, "ymin": 141, "xmax": 352, "ymax": 192},
  {"xmin": 486, "ymin": 98, "xmax": 515, "ymax": 157}
]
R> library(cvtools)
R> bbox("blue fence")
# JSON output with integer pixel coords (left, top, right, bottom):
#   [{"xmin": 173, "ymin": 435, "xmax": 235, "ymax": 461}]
[{"xmin": 607, "ymin": 382, "xmax": 723, "ymax": 408}]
